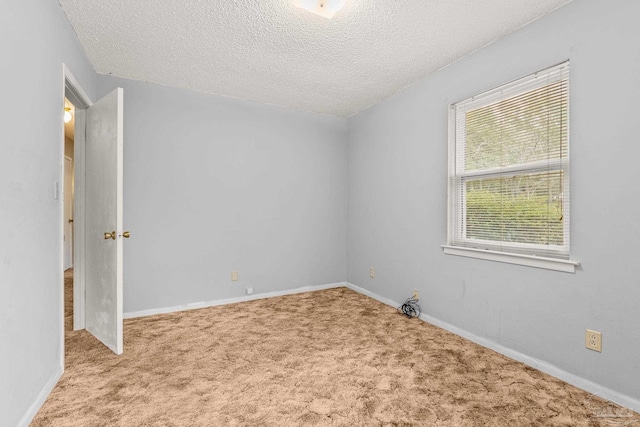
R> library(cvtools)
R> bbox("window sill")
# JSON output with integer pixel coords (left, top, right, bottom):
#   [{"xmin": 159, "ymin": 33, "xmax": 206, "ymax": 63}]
[{"xmin": 441, "ymin": 245, "xmax": 579, "ymax": 273}]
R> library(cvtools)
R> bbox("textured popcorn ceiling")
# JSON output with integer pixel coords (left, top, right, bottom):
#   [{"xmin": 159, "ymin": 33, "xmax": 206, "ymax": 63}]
[{"xmin": 58, "ymin": 0, "xmax": 572, "ymax": 117}]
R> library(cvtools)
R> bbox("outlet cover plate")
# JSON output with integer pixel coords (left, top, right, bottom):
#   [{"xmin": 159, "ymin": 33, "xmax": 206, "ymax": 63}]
[{"xmin": 585, "ymin": 329, "xmax": 602, "ymax": 352}]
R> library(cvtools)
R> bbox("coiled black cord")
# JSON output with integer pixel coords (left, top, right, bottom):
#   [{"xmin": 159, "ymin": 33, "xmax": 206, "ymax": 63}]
[{"xmin": 397, "ymin": 297, "xmax": 421, "ymax": 318}]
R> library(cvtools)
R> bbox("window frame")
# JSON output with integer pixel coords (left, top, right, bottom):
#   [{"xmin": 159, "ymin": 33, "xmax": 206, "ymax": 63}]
[{"xmin": 443, "ymin": 62, "xmax": 579, "ymax": 273}]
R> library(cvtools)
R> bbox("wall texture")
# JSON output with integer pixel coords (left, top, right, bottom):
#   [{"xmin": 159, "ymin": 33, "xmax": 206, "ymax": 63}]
[
  {"xmin": 347, "ymin": 0, "xmax": 640, "ymax": 409},
  {"xmin": 0, "ymin": 0, "xmax": 97, "ymax": 426},
  {"xmin": 97, "ymin": 76, "xmax": 348, "ymax": 314}
]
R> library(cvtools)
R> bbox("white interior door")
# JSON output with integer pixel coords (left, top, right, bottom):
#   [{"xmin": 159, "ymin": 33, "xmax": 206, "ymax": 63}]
[
  {"xmin": 85, "ymin": 88, "xmax": 124, "ymax": 355},
  {"xmin": 63, "ymin": 156, "xmax": 74, "ymax": 270}
]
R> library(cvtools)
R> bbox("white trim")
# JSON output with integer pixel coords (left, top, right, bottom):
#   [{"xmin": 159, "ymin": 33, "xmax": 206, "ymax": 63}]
[
  {"xmin": 124, "ymin": 282, "xmax": 348, "ymax": 319},
  {"xmin": 442, "ymin": 245, "xmax": 579, "ymax": 273},
  {"xmin": 344, "ymin": 283, "xmax": 640, "ymax": 413},
  {"xmin": 447, "ymin": 105, "xmax": 456, "ymax": 246},
  {"xmin": 345, "ymin": 282, "xmax": 401, "ymax": 309},
  {"xmin": 448, "ymin": 61, "xmax": 571, "ymax": 262},
  {"xmin": 71, "ymin": 108, "xmax": 87, "ymax": 331},
  {"xmin": 17, "ymin": 365, "xmax": 63, "ymax": 427},
  {"xmin": 62, "ymin": 64, "xmax": 92, "ymax": 109},
  {"xmin": 59, "ymin": 67, "xmax": 66, "ymax": 373},
  {"xmin": 115, "ymin": 88, "xmax": 125, "ymax": 354},
  {"xmin": 455, "ymin": 61, "xmax": 570, "ymax": 111},
  {"xmin": 418, "ymin": 312, "xmax": 640, "ymax": 413}
]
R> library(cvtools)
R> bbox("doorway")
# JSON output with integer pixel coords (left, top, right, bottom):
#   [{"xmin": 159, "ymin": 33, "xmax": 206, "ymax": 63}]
[
  {"xmin": 62, "ymin": 65, "xmax": 91, "ymax": 339},
  {"xmin": 61, "ymin": 64, "xmax": 126, "ymax": 357},
  {"xmin": 63, "ymin": 97, "xmax": 75, "ymax": 334}
]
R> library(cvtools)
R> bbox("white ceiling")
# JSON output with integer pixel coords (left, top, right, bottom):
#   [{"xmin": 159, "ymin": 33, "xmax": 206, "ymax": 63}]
[{"xmin": 58, "ymin": 0, "xmax": 572, "ymax": 117}]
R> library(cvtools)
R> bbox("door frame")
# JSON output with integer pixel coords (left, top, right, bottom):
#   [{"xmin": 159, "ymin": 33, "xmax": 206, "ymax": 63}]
[{"xmin": 61, "ymin": 64, "xmax": 92, "ymax": 353}]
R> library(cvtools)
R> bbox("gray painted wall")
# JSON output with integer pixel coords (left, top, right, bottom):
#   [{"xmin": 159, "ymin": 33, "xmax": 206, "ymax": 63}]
[
  {"xmin": 96, "ymin": 76, "xmax": 348, "ymax": 314},
  {"xmin": 347, "ymin": 0, "xmax": 640, "ymax": 408},
  {"xmin": 0, "ymin": 0, "xmax": 97, "ymax": 426}
]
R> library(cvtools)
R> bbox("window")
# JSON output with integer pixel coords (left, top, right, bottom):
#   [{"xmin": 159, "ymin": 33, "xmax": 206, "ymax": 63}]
[{"xmin": 445, "ymin": 62, "xmax": 578, "ymax": 272}]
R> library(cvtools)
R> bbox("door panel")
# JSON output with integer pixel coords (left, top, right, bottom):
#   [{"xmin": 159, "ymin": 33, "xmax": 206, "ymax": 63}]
[{"xmin": 85, "ymin": 88, "xmax": 124, "ymax": 355}]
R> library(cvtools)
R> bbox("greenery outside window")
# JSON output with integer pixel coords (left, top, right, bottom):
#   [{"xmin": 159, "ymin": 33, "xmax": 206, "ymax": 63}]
[{"xmin": 445, "ymin": 62, "xmax": 577, "ymax": 271}]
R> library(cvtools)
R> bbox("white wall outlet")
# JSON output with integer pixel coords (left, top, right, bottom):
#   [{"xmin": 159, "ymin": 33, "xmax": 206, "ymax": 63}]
[
  {"xmin": 246, "ymin": 287, "xmax": 253, "ymax": 295},
  {"xmin": 413, "ymin": 289, "xmax": 419, "ymax": 301},
  {"xmin": 231, "ymin": 271, "xmax": 238, "ymax": 282},
  {"xmin": 369, "ymin": 267, "xmax": 375, "ymax": 278},
  {"xmin": 585, "ymin": 329, "xmax": 602, "ymax": 352}
]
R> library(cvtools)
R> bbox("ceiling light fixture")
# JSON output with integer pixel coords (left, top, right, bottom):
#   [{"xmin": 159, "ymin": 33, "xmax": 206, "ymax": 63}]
[
  {"xmin": 293, "ymin": 0, "xmax": 345, "ymax": 19},
  {"xmin": 64, "ymin": 107, "xmax": 72, "ymax": 123}
]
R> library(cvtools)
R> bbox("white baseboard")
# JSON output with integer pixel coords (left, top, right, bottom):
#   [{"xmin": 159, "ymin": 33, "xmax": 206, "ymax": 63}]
[
  {"xmin": 124, "ymin": 282, "xmax": 348, "ymax": 319},
  {"xmin": 18, "ymin": 364, "xmax": 63, "ymax": 427},
  {"xmin": 345, "ymin": 282, "xmax": 402, "ymax": 310},
  {"xmin": 345, "ymin": 282, "xmax": 640, "ymax": 413}
]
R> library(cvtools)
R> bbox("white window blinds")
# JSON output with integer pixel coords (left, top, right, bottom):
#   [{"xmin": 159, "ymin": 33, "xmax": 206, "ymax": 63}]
[{"xmin": 448, "ymin": 62, "xmax": 570, "ymax": 259}]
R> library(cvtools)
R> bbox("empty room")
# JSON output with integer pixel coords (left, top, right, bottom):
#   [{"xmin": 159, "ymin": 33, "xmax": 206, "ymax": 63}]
[{"xmin": 2, "ymin": 0, "xmax": 640, "ymax": 425}]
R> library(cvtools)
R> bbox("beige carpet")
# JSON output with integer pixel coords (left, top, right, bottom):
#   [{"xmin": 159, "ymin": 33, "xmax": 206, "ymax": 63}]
[
  {"xmin": 64, "ymin": 269, "xmax": 74, "ymax": 333},
  {"xmin": 32, "ymin": 279, "xmax": 638, "ymax": 426}
]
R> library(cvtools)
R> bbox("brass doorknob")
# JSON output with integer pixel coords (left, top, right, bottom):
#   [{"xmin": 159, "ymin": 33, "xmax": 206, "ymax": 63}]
[
  {"xmin": 104, "ymin": 231, "xmax": 116, "ymax": 240},
  {"xmin": 122, "ymin": 231, "xmax": 131, "ymax": 238}
]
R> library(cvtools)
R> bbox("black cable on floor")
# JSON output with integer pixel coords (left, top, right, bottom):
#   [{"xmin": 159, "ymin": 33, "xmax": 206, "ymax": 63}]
[{"xmin": 397, "ymin": 297, "xmax": 421, "ymax": 319}]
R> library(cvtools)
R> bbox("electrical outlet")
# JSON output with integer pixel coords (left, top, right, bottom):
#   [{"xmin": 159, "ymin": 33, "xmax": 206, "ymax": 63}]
[
  {"xmin": 246, "ymin": 287, "xmax": 253, "ymax": 295},
  {"xmin": 585, "ymin": 329, "xmax": 602, "ymax": 352},
  {"xmin": 231, "ymin": 271, "xmax": 238, "ymax": 282},
  {"xmin": 369, "ymin": 267, "xmax": 375, "ymax": 278},
  {"xmin": 413, "ymin": 289, "xmax": 419, "ymax": 301}
]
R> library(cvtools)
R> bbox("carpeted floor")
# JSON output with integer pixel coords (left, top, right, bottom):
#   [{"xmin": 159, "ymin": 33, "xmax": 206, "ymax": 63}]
[
  {"xmin": 64, "ymin": 269, "xmax": 74, "ymax": 333},
  {"xmin": 32, "ymin": 277, "xmax": 639, "ymax": 426}
]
